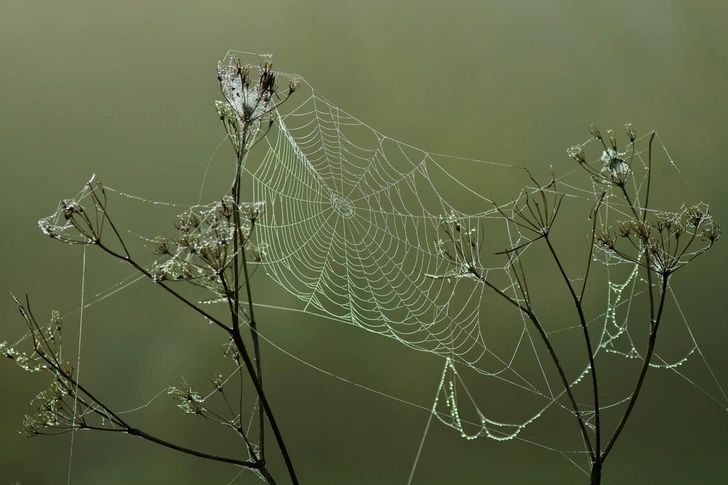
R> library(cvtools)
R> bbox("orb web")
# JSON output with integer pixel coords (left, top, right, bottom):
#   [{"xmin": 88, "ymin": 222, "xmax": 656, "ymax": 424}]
[{"xmin": 219, "ymin": 51, "xmax": 726, "ymax": 449}]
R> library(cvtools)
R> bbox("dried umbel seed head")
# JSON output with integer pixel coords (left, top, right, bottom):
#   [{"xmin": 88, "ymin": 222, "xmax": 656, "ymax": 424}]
[
  {"xmin": 218, "ymin": 56, "xmax": 280, "ymax": 126},
  {"xmin": 652, "ymin": 212, "xmax": 684, "ymax": 237},
  {"xmin": 599, "ymin": 204, "xmax": 719, "ymax": 276},
  {"xmin": 152, "ymin": 258, "xmax": 193, "ymax": 281}
]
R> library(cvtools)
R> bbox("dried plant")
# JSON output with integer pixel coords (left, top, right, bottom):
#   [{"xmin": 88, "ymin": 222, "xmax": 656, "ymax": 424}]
[
  {"xmin": 3, "ymin": 55, "xmax": 720, "ymax": 485},
  {"xmin": 433, "ymin": 124, "xmax": 719, "ymax": 484},
  {"xmin": 4, "ymin": 55, "xmax": 300, "ymax": 485}
]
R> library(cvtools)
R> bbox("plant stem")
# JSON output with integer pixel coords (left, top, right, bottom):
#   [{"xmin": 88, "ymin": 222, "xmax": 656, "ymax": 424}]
[
  {"xmin": 20, "ymin": 313, "xmax": 262, "ymax": 470},
  {"xmin": 602, "ymin": 274, "xmax": 669, "ymax": 459},
  {"xmin": 93, "ymin": 225, "xmax": 297, "ymax": 483},
  {"xmin": 468, "ymin": 267, "xmax": 595, "ymax": 459},
  {"xmin": 231, "ymin": 128, "xmax": 266, "ymax": 460},
  {"xmin": 544, "ymin": 236, "xmax": 602, "ymax": 457}
]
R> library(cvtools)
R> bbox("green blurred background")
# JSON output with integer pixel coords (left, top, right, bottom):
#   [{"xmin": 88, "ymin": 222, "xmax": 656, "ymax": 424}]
[{"xmin": 2, "ymin": 1, "xmax": 727, "ymax": 484}]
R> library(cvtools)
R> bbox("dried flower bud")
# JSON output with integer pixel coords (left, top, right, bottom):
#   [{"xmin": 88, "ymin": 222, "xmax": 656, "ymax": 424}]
[
  {"xmin": 672, "ymin": 220, "xmax": 685, "ymax": 237},
  {"xmin": 596, "ymin": 226, "xmax": 616, "ymax": 250},
  {"xmin": 601, "ymin": 148, "xmax": 631, "ymax": 186},
  {"xmin": 567, "ymin": 146, "xmax": 586, "ymax": 164},
  {"xmin": 633, "ymin": 220, "xmax": 651, "ymax": 242},
  {"xmin": 211, "ymin": 374, "xmax": 224, "ymax": 393},
  {"xmin": 50, "ymin": 311, "xmax": 62, "ymax": 332},
  {"xmin": 625, "ymin": 123, "xmax": 636, "ymax": 142},
  {"xmin": 217, "ymin": 195, "xmax": 236, "ymax": 219},
  {"xmin": 38, "ymin": 217, "xmax": 56, "ymax": 238},
  {"xmin": 685, "ymin": 203, "xmax": 708, "ymax": 228},
  {"xmin": 289, "ymin": 75, "xmax": 301, "ymax": 93},
  {"xmin": 243, "ymin": 201, "xmax": 265, "ymax": 222},
  {"xmin": 176, "ymin": 210, "xmax": 200, "ymax": 232},
  {"xmin": 176, "ymin": 232, "xmax": 195, "ymax": 250},
  {"xmin": 61, "ymin": 200, "xmax": 78, "ymax": 220},
  {"xmin": 702, "ymin": 221, "xmax": 721, "ymax": 242},
  {"xmin": 169, "ymin": 381, "xmax": 205, "ymax": 415},
  {"xmin": 607, "ymin": 129, "xmax": 618, "ymax": 151},
  {"xmin": 151, "ymin": 236, "xmax": 169, "ymax": 255},
  {"xmin": 617, "ymin": 220, "xmax": 632, "ymax": 237},
  {"xmin": 589, "ymin": 125, "xmax": 602, "ymax": 140},
  {"xmin": 654, "ymin": 213, "xmax": 669, "ymax": 233},
  {"xmin": 259, "ymin": 59, "xmax": 276, "ymax": 94}
]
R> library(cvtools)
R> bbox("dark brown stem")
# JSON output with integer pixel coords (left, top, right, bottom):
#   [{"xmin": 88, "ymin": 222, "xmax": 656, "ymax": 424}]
[
  {"xmin": 590, "ymin": 459, "xmax": 602, "ymax": 485},
  {"xmin": 95, "ymin": 242, "xmax": 232, "ymax": 333},
  {"xmin": 19, "ymin": 305, "xmax": 262, "ymax": 470},
  {"xmin": 231, "ymin": 126, "xmax": 265, "ymax": 459},
  {"xmin": 468, "ymin": 267, "xmax": 595, "ymax": 459},
  {"xmin": 227, "ymin": 124, "xmax": 295, "ymax": 483},
  {"xmin": 105, "ymin": 426, "xmax": 260, "ymax": 468},
  {"xmin": 602, "ymin": 274, "xmax": 669, "ymax": 459},
  {"xmin": 229, "ymin": 328, "xmax": 297, "ymax": 484},
  {"xmin": 240, "ymin": 239, "xmax": 264, "ymax": 453},
  {"xmin": 544, "ymin": 236, "xmax": 601, "ymax": 457},
  {"xmin": 94, "ymin": 237, "xmax": 297, "ymax": 484}
]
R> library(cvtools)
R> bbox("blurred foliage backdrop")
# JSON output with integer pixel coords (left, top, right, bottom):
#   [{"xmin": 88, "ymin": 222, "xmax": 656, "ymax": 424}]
[{"xmin": 2, "ymin": 1, "xmax": 727, "ymax": 484}]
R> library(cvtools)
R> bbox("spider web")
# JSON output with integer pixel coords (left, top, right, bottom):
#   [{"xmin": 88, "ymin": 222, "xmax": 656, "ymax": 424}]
[
  {"xmin": 216, "ymin": 51, "xmax": 727, "ymax": 447},
  {"xmin": 11, "ymin": 51, "xmax": 727, "ymax": 482}
]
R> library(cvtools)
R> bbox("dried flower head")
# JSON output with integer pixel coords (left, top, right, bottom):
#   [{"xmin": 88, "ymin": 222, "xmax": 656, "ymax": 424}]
[
  {"xmin": 596, "ymin": 226, "xmax": 617, "ymax": 250},
  {"xmin": 702, "ymin": 221, "xmax": 721, "ymax": 243},
  {"xmin": 151, "ymin": 236, "xmax": 169, "ymax": 255},
  {"xmin": 600, "ymin": 148, "xmax": 631, "ymax": 186},
  {"xmin": 595, "ymin": 204, "xmax": 719, "ymax": 276},
  {"xmin": 289, "ymin": 75, "xmax": 301, "ymax": 94},
  {"xmin": 572, "ymin": 126, "xmax": 638, "ymax": 188},
  {"xmin": 217, "ymin": 56, "xmax": 278, "ymax": 127},
  {"xmin": 169, "ymin": 380, "xmax": 205, "ymax": 415}
]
